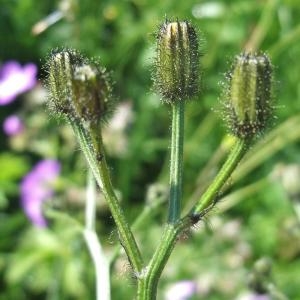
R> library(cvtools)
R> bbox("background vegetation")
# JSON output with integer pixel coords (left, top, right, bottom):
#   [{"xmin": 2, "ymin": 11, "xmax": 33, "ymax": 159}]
[{"xmin": 1, "ymin": 0, "xmax": 300, "ymax": 299}]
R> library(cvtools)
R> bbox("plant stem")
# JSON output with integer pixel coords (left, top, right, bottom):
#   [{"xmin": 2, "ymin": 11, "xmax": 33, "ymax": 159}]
[
  {"xmin": 71, "ymin": 120, "xmax": 143, "ymax": 273},
  {"xmin": 137, "ymin": 138, "xmax": 250, "ymax": 299},
  {"xmin": 83, "ymin": 169, "xmax": 110, "ymax": 300},
  {"xmin": 136, "ymin": 102, "xmax": 186, "ymax": 299},
  {"xmin": 193, "ymin": 138, "xmax": 250, "ymax": 215},
  {"xmin": 110, "ymin": 193, "xmax": 167, "ymax": 268},
  {"xmin": 168, "ymin": 101, "xmax": 185, "ymax": 223},
  {"xmin": 184, "ymin": 137, "xmax": 233, "ymax": 213},
  {"xmin": 136, "ymin": 218, "xmax": 191, "ymax": 300}
]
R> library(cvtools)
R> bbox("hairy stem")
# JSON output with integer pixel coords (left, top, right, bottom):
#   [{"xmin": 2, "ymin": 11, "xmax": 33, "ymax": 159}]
[
  {"xmin": 168, "ymin": 101, "xmax": 185, "ymax": 222},
  {"xmin": 110, "ymin": 193, "xmax": 167, "ymax": 268},
  {"xmin": 193, "ymin": 138, "xmax": 250, "ymax": 215},
  {"xmin": 137, "ymin": 218, "xmax": 191, "ymax": 300},
  {"xmin": 71, "ymin": 120, "xmax": 143, "ymax": 273},
  {"xmin": 136, "ymin": 138, "xmax": 250, "ymax": 299},
  {"xmin": 136, "ymin": 101, "xmax": 186, "ymax": 298}
]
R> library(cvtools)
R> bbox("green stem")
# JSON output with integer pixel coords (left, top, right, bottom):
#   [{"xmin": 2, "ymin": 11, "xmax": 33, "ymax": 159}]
[
  {"xmin": 193, "ymin": 138, "xmax": 250, "ymax": 215},
  {"xmin": 168, "ymin": 101, "xmax": 185, "ymax": 223},
  {"xmin": 137, "ymin": 218, "xmax": 191, "ymax": 300},
  {"xmin": 136, "ymin": 138, "xmax": 250, "ymax": 299},
  {"xmin": 136, "ymin": 101, "xmax": 185, "ymax": 299},
  {"xmin": 109, "ymin": 193, "xmax": 167, "ymax": 268},
  {"xmin": 71, "ymin": 120, "xmax": 143, "ymax": 273}
]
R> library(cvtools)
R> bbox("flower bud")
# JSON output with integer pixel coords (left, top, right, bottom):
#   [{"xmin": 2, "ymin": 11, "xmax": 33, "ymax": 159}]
[
  {"xmin": 154, "ymin": 20, "xmax": 200, "ymax": 103},
  {"xmin": 72, "ymin": 63, "xmax": 112, "ymax": 126},
  {"xmin": 224, "ymin": 53, "xmax": 273, "ymax": 138},
  {"xmin": 46, "ymin": 49, "xmax": 112, "ymax": 127}
]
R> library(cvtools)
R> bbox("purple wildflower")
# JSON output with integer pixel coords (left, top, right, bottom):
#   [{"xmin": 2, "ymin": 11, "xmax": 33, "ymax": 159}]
[
  {"xmin": 165, "ymin": 280, "xmax": 197, "ymax": 300},
  {"xmin": 0, "ymin": 61, "xmax": 37, "ymax": 105},
  {"xmin": 3, "ymin": 115, "xmax": 24, "ymax": 136},
  {"xmin": 20, "ymin": 159, "xmax": 61, "ymax": 227}
]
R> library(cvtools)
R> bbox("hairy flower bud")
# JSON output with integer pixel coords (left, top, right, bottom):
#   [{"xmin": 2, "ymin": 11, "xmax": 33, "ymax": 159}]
[
  {"xmin": 224, "ymin": 52, "xmax": 273, "ymax": 138},
  {"xmin": 154, "ymin": 20, "xmax": 200, "ymax": 103},
  {"xmin": 46, "ymin": 49, "xmax": 112, "ymax": 127}
]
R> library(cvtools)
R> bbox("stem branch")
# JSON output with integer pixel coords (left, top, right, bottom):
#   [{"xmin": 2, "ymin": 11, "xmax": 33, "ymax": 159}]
[
  {"xmin": 71, "ymin": 120, "xmax": 143, "ymax": 273},
  {"xmin": 193, "ymin": 138, "xmax": 250, "ymax": 215},
  {"xmin": 137, "ymin": 218, "xmax": 191, "ymax": 300},
  {"xmin": 136, "ymin": 138, "xmax": 250, "ymax": 299}
]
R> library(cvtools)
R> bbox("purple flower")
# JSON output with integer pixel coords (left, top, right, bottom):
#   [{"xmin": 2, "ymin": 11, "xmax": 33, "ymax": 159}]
[
  {"xmin": 165, "ymin": 280, "xmax": 197, "ymax": 300},
  {"xmin": 20, "ymin": 159, "xmax": 61, "ymax": 227},
  {"xmin": 0, "ymin": 61, "xmax": 37, "ymax": 105},
  {"xmin": 3, "ymin": 115, "xmax": 24, "ymax": 136}
]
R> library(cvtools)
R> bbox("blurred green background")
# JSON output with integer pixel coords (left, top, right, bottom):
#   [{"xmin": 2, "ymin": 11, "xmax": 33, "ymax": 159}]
[{"xmin": 1, "ymin": 0, "xmax": 300, "ymax": 299}]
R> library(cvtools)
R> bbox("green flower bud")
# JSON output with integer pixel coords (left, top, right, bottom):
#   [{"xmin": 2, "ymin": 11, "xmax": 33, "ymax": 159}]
[
  {"xmin": 72, "ymin": 63, "xmax": 112, "ymax": 126},
  {"xmin": 46, "ymin": 49, "xmax": 112, "ymax": 127},
  {"xmin": 224, "ymin": 53, "xmax": 273, "ymax": 138},
  {"xmin": 154, "ymin": 20, "xmax": 200, "ymax": 103}
]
